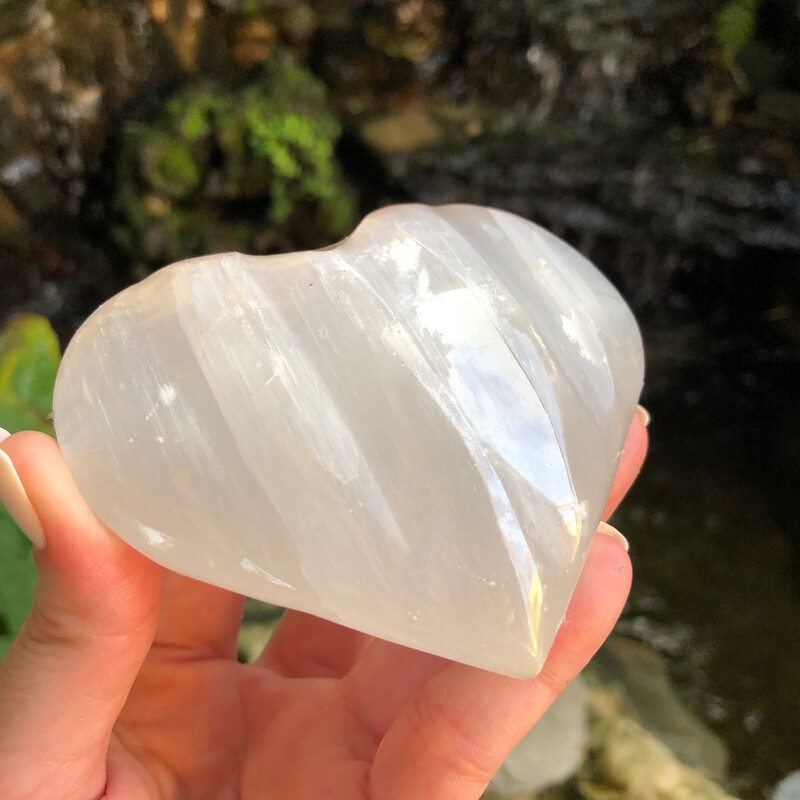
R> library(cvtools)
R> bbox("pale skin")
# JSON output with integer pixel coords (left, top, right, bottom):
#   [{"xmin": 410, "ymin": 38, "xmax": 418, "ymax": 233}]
[{"xmin": 0, "ymin": 417, "xmax": 647, "ymax": 800}]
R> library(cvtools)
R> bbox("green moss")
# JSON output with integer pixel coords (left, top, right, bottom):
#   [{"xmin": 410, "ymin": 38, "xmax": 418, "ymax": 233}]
[
  {"xmin": 139, "ymin": 134, "xmax": 203, "ymax": 199},
  {"xmin": 174, "ymin": 92, "xmax": 220, "ymax": 143},
  {"xmin": 115, "ymin": 58, "xmax": 357, "ymax": 267}
]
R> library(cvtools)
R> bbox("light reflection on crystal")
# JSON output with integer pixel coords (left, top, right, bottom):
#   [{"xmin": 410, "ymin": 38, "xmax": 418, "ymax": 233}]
[
  {"xmin": 560, "ymin": 500, "xmax": 587, "ymax": 561},
  {"xmin": 528, "ymin": 572, "xmax": 544, "ymax": 657}
]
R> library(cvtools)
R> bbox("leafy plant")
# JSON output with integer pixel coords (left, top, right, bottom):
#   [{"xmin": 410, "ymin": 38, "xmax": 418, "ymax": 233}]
[
  {"xmin": 0, "ymin": 314, "xmax": 60, "ymax": 659},
  {"xmin": 115, "ymin": 58, "xmax": 357, "ymax": 268}
]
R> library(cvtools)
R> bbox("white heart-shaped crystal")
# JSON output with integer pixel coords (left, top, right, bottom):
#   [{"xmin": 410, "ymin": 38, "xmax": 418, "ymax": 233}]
[{"xmin": 53, "ymin": 204, "xmax": 643, "ymax": 677}]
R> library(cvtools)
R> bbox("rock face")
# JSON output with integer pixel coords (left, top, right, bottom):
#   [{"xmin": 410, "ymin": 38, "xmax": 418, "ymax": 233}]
[
  {"xmin": 53, "ymin": 204, "xmax": 643, "ymax": 677},
  {"xmin": 590, "ymin": 637, "xmax": 729, "ymax": 780},
  {"xmin": 584, "ymin": 692, "xmax": 741, "ymax": 800}
]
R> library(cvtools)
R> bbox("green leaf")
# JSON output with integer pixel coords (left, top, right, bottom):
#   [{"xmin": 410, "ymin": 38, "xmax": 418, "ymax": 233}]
[
  {"xmin": 0, "ymin": 313, "xmax": 60, "ymax": 659},
  {"xmin": 0, "ymin": 505, "xmax": 37, "ymax": 630},
  {"xmin": 0, "ymin": 314, "xmax": 60, "ymax": 435}
]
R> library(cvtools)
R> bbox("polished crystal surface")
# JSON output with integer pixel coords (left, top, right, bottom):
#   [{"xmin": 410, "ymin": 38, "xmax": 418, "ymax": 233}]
[{"xmin": 53, "ymin": 204, "xmax": 644, "ymax": 677}]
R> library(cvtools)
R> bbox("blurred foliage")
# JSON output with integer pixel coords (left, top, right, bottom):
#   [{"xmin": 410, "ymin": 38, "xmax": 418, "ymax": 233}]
[
  {"xmin": 0, "ymin": 315, "xmax": 59, "ymax": 435},
  {"xmin": 714, "ymin": 0, "xmax": 766, "ymax": 88},
  {"xmin": 715, "ymin": 0, "xmax": 761, "ymax": 61},
  {"xmin": 0, "ymin": 314, "xmax": 60, "ymax": 659},
  {"xmin": 114, "ymin": 57, "xmax": 357, "ymax": 270}
]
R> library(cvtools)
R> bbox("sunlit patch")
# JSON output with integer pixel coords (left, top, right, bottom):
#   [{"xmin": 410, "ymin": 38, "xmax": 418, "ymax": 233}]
[
  {"xmin": 388, "ymin": 233, "xmax": 422, "ymax": 273},
  {"xmin": 560, "ymin": 313, "xmax": 596, "ymax": 363},
  {"xmin": 528, "ymin": 571, "xmax": 544, "ymax": 658},
  {"xmin": 559, "ymin": 500, "xmax": 587, "ymax": 561},
  {"xmin": 240, "ymin": 557, "xmax": 294, "ymax": 590},
  {"xmin": 138, "ymin": 522, "xmax": 175, "ymax": 549},
  {"xmin": 158, "ymin": 383, "xmax": 177, "ymax": 405}
]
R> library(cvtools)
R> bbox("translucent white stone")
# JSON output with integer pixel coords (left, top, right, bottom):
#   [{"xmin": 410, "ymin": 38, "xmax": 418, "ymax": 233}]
[{"xmin": 53, "ymin": 204, "xmax": 644, "ymax": 677}]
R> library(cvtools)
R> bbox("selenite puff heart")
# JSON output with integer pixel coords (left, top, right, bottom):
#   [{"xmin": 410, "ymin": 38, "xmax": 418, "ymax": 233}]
[{"xmin": 52, "ymin": 204, "xmax": 644, "ymax": 677}]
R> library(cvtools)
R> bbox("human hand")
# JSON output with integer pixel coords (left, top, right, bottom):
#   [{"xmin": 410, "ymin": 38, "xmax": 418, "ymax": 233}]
[{"xmin": 0, "ymin": 413, "xmax": 647, "ymax": 800}]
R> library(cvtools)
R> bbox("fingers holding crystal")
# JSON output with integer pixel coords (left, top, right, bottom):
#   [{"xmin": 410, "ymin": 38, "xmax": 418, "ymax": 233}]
[
  {"xmin": 341, "ymin": 642, "xmax": 449, "ymax": 742},
  {"xmin": 0, "ymin": 432, "xmax": 163, "ymax": 797},
  {"xmin": 270, "ymin": 412, "xmax": 646, "ymax": 714},
  {"xmin": 150, "ymin": 573, "xmax": 245, "ymax": 661},
  {"xmin": 369, "ymin": 530, "xmax": 632, "ymax": 800},
  {"xmin": 258, "ymin": 611, "xmax": 374, "ymax": 678}
]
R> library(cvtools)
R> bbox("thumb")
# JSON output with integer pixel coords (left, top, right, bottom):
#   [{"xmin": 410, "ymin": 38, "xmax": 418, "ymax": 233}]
[{"xmin": 0, "ymin": 431, "xmax": 162, "ymax": 799}]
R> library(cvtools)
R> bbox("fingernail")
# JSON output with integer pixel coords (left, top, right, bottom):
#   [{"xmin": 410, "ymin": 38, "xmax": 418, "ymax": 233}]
[
  {"xmin": 597, "ymin": 521, "xmax": 629, "ymax": 552},
  {"xmin": 635, "ymin": 404, "xmax": 651, "ymax": 428},
  {"xmin": 0, "ymin": 439, "xmax": 46, "ymax": 549}
]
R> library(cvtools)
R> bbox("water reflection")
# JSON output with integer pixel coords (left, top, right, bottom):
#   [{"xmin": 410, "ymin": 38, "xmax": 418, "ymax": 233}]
[{"xmin": 612, "ymin": 319, "xmax": 800, "ymax": 797}]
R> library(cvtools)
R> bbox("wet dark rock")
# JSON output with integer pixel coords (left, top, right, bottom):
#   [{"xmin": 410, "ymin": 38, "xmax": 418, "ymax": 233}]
[
  {"xmin": 313, "ymin": 0, "xmax": 799, "ymax": 317},
  {"xmin": 581, "ymin": 691, "xmax": 740, "ymax": 800},
  {"xmin": 371, "ymin": 124, "xmax": 799, "ymax": 276},
  {"xmin": 0, "ymin": 1, "xmax": 173, "ymax": 223},
  {"xmin": 0, "ymin": 1, "xmax": 358, "ymax": 324},
  {"xmin": 589, "ymin": 637, "xmax": 729, "ymax": 780},
  {"xmin": 0, "ymin": 0, "xmax": 181, "ymax": 325}
]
